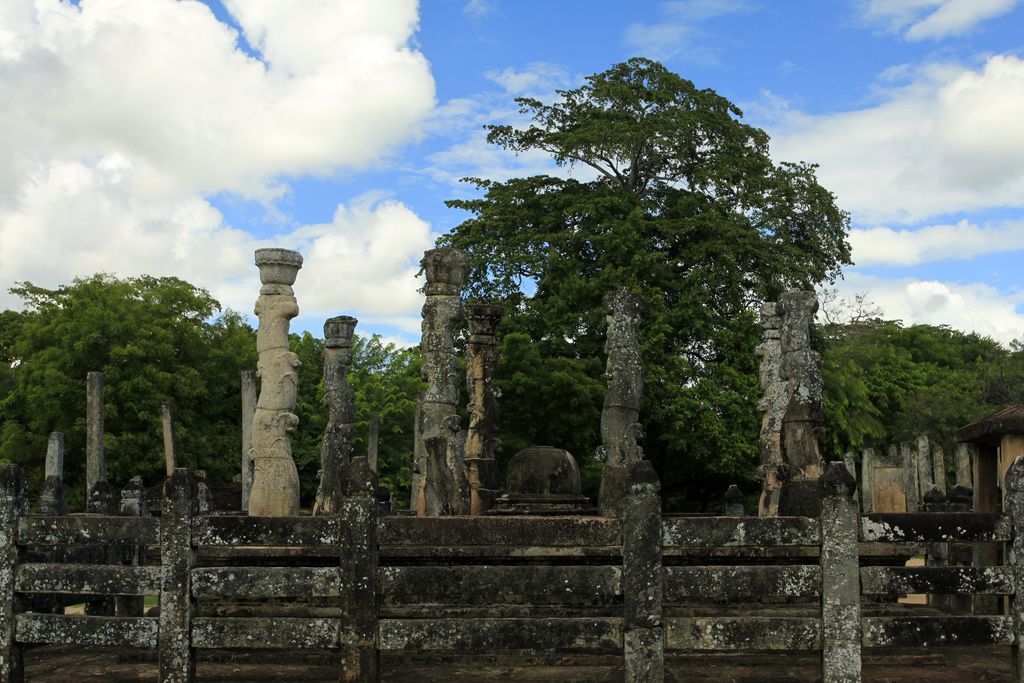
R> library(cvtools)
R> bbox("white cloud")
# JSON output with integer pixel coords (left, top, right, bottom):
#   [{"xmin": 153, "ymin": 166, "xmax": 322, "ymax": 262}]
[
  {"xmin": 0, "ymin": 0, "xmax": 437, "ymax": 326},
  {"xmin": 833, "ymin": 273, "xmax": 1024, "ymax": 345},
  {"xmin": 768, "ymin": 54, "xmax": 1024, "ymax": 224},
  {"xmin": 463, "ymin": 0, "xmax": 495, "ymax": 18},
  {"xmin": 624, "ymin": 0, "xmax": 754, "ymax": 62},
  {"xmin": 484, "ymin": 63, "xmax": 570, "ymax": 96},
  {"xmin": 850, "ymin": 220, "xmax": 1024, "ymax": 266},
  {"xmin": 0, "ymin": 0, "xmax": 434, "ymax": 204},
  {"xmin": 859, "ymin": 0, "xmax": 1020, "ymax": 40}
]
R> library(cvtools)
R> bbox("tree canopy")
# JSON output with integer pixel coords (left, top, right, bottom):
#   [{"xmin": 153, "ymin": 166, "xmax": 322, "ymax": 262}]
[{"xmin": 440, "ymin": 58, "xmax": 852, "ymax": 507}]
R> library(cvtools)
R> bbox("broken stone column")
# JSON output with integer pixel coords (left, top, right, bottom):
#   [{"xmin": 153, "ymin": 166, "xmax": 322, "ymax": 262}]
[
  {"xmin": 861, "ymin": 448, "xmax": 875, "ymax": 512},
  {"xmin": 162, "ymin": 402, "xmax": 177, "ymax": 476},
  {"xmin": 413, "ymin": 248, "xmax": 470, "ymax": 516},
  {"xmin": 464, "ymin": 302, "xmax": 503, "ymax": 515},
  {"xmin": 932, "ymin": 444, "xmax": 946, "ymax": 493},
  {"xmin": 314, "ymin": 316, "xmax": 358, "ymax": 516},
  {"xmin": 597, "ymin": 289, "xmax": 646, "ymax": 518},
  {"xmin": 240, "ymin": 369, "xmax": 256, "ymax": 512},
  {"xmin": 249, "ymin": 248, "xmax": 303, "ymax": 517},
  {"xmin": 159, "ymin": 468, "xmax": 196, "ymax": 682},
  {"xmin": 775, "ymin": 290, "xmax": 826, "ymax": 516},
  {"xmin": 117, "ymin": 476, "xmax": 149, "ymax": 617},
  {"xmin": 900, "ymin": 442, "xmax": 919, "ymax": 512},
  {"xmin": 916, "ymin": 435, "xmax": 934, "ymax": 500},
  {"xmin": 956, "ymin": 442, "xmax": 974, "ymax": 490},
  {"xmin": 86, "ymin": 370, "xmax": 106, "ymax": 497},
  {"xmin": 39, "ymin": 432, "xmax": 67, "ymax": 516},
  {"xmin": 819, "ymin": 461, "xmax": 861, "ymax": 683},
  {"xmin": 755, "ymin": 301, "xmax": 787, "ymax": 516}
]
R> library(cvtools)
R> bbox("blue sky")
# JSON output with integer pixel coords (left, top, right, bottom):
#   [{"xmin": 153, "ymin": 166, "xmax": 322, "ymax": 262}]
[{"xmin": 1, "ymin": 0, "xmax": 1023, "ymax": 346}]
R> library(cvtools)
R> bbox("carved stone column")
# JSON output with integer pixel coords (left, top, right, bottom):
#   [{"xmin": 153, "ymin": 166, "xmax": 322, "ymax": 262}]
[
  {"xmin": 412, "ymin": 248, "xmax": 470, "ymax": 516},
  {"xmin": 597, "ymin": 289, "xmax": 646, "ymax": 518},
  {"xmin": 464, "ymin": 303, "xmax": 503, "ymax": 515},
  {"xmin": 755, "ymin": 301, "xmax": 787, "ymax": 515},
  {"xmin": 776, "ymin": 290, "xmax": 826, "ymax": 516},
  {"xmin": 248, "ymin": 248, "xmax": 303, "ymax": 517},
  {"xmin": 314, "ymin": 316, "xmax": 357, "ymax": 516}
]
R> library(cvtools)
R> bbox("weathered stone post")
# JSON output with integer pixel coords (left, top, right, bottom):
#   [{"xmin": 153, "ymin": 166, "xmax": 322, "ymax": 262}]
[
  {"xmin": 413, "ymin": 248, "xmax": 470, "ymax": 516},
  {"xmin": 86, "ymin": 370, "xmax": 106, "ymax": 496},
  {"xmin": 915, "ymin": 435, "xmax": 934, "ymax": 500},
  {"xmin": 39, "ymin": 432, "xmax": 67, "ymax": 516},
  {"xmin": 338, "ymin": 457, "xmax": 379, "ymax": 682},
  {"xmin": 464, "ymin": 303, "xmax": 503, "ymax": 515},
  {"xmin": 861, "ymin": 448, "xmax": 875, "ymax": 513},
  {"xmin": 932, "ymin": 445, "xmax": 946, "ymax": 493},
  {"xmin": 314, "ymin": 316, "xmax": 358, "ymax": 516},
  {"xmin": 0, "ymin": 464, "xmax": 26, "ymax": 683},
  {"xmin": 956, "ymin": 442, "xmax": 975, "ymax": 490},
  {"xmin": 249, "ymin": 248, "xmax": 303, "ymax": 517},
  {"xmin": 598, "ymin": 289, "xmax": 646, "ymax": 518},
  {"xmin": 900, "ymin": 442, "xmax": 919, "ymax": 512},
  {"xmin": 162, "ymin": 402, "xmax": 177, "ymax": 476},
  {"xmin": 776, "ymin": 291, "xmax": 826, "ymax": 516},
  {"xmin": 755, "ymin": 301, "xmax": 787, "ymax": 515},
  {"xmin": 623, "ymin": 460, "xmax": 663, "ymax": 682},
  {"xmin": 819, "ymin": 461, "xmax": 861, "ymax": 683},
  {"xmin": 116, "ymin": 476, "xmax": 149, "ymax": 617},
  {"xmin": 1005, "ymin": 456, "xmax": 1024, "ymax": 680},
  {"xmin": 87, "ymin": 480, "xmax": 116, "ymax": 515},
  {"xmin": 724, "ymin": 485, "xmax": 745, "ymax": 516},
  {"xmin": 159, "ymin": 468, "xmax": 195, "ymax": 683},
  {"xmin": 240, "ymin": 369, "xmax": 256, "ymax": 512}
]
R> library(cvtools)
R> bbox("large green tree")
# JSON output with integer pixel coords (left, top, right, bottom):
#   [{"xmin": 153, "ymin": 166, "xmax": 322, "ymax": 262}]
[{"xmin": 440, "ymin": 58, "xmax": 852, "ymax": 507}]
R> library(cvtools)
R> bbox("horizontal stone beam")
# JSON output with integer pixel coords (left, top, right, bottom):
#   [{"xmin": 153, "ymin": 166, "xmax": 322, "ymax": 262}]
[
  {"xmin": 662, "ymin": 516, "xmax": 820, "ymax": 548},
  {"xmin": 378, "ymin": 617, "xmax": 623, "ymax": 653},
  {"xmin": 859, "ymin": 513, "xmax": 1010, "ymax": 543},
  {"xmin": 190, "ymin": 516, "xmax": 339, "ymax": 547},
  {"xmin": 16, "ymin": 564, "xmax": 159, "ymax": 595},
  {"xmin": 862, "ymin": 616, "xmax": 1013, "ymax": 647},
  {"xmin": 191, "ymin": 567, "xmax": 343, "ymax": 599},
  {"xmin": 191, "ymin": 616, "xmax": 342, "ymax": 649},
  {"xmin": 665, "ymin": 616, "xmax": 821, "ymax": 651},
  {"xmin": 18, "ymin": 516, "xmax": 159, "ymax": 546},
  {"xmin": 16, "ymin": 614, "xmax": 157, "ymax": 649},
  {"xmin": 664, "ymin": 565, "xmax": 820, "ymax": 602},
  {"xmin": 860, "ymin": 566, "xmax": 1013, "ymax": 595},
  {"xmin": 379, "ymin": 516, "xmax": 622, "ymax": 548}
]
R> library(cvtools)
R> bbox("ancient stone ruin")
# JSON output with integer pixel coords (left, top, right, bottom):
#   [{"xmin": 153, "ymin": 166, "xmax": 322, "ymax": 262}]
[
  {"xmin": 313, "ymin": 315, "xmax": 358, "ymax": 515},
  {"xmin": 464, "ymin": 302, "xmax": 503, "ymax": 515},
  {"xmin": 756, "ymin": 290, "xmax": 826, "ymax": 516}
]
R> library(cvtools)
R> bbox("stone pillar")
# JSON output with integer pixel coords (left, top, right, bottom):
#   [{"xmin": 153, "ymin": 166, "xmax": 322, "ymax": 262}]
[
  {"xmin": 413, "ymin": 248, "xmax": 470, "ymax": 517},
  {"xmin": 240, "ymin": 369, "xmax": 256, "ymax": 512},
  {"xmin": 776, "ymin": 290, "xmax": 826, "ymax": 516},
  {"xmin": 86, "ymin": 370, "xmax": 106, "ymax": 496},
  {"xmin": 0, "ymin": 465, "xmax": 26, "ymax": 683},
  {"xmin": 194, "ymin": 470, "xmax": 213, "ymax": 515},
  {"xmin": 932, "ymin": 445, "xmax": 946, "ymax": 493},
  {"xmin": 916, "ymin": 435, "xmax": 933, "ymax": 500},
  {"xmin": 40, "ymin": 432, "xmax": 67, "ymax": 516},
  {"xmin": 367, "ymin": 414, "xmax": 380, "ymax": 475},
  {"xmin": 623, "ymin": 460, "xmax": 663, "ymax": 682},
  {"xmin": 1003, "ymin": 456, "xmax": 1024, "ymax": 679},
  {"xmin": 159, "ymin": 468, "xmax": 196, "ymax": 683},
  {"xmin": 597, "ymin": 289, "xmax": 646, "ymax": 518},
  {"xmin": 861, "ymin": 448, "xmax": 875, "ymax": 513},
  {"xmin": 900, "ymin": 442, "xmax": 919, "ymax": 512},
  {"xmin": 464, "ymin": 303, "xmax": 503, "ymax": 516},
  {"xmin": 45, "ymin": 432, "xmax": 64, "ymax": 480},
  {"xmin": 249, "ymin": 248, "xmax": 303, "ymax": 517},
  {"xmin": 87, "ymin": 480, "xmax": 115, "ymax": 515},
  {"xmin": 314, "ymin": 316, "xmax": 358, "ymax": 516},
  {"xmin": 956, "ymin": 442, "xmax": 975, "ymax": 489},
  {"xmin": 819, "ymin": 461, "xmax": 861, "ymax": 683},
  {"xmin": 162, "ymin": 402, "xmax": 177, "ymax": 476},
  {"xmin": 338, "ymin": 457, "xmax": 379, "ymax": 682},
  {"xmin": 844, "ymin": 451, "xmax": 859, "ymax": 505},
  {"xmin": 755, "ymin": 301, "xmax": 787, "ymax": 516},
  {"xmin": 117, "ymin": 476, "xmax": 149, "ymax": 617}
]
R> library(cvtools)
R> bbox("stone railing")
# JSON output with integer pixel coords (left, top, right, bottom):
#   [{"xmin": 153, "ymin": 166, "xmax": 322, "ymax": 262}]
[{"xmin": 4, "ymin": 459, "xmax": 1024, "ymax": 682}]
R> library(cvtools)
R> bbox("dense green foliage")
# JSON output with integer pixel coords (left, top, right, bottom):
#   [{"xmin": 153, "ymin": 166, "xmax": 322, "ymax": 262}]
[
  {"xmin": 0, "ymin": 275, "xmax": 256, "ymax": 505},
  {"xmin": 822, "ymin": 317, "xmax": 1024, "ymax": 472},
  {"xmin": 440, "ymin": 58, "xmax": 852, "ymax": 507}
]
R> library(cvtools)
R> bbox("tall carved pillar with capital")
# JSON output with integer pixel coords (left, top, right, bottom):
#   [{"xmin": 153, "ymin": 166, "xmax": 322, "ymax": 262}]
[
  {"xmin": 464, "ymin": 303, "xmax": 503, "ymax": 515},
  {"xmin": 314, "ymin": 315, "xmax": 357, "ymax": 515},
  {"xmin": 755, "ymin": 301, "xmax": 787, "ymax": 515},
  {"xmin": 248, "ymin": 248, "xmax": 303, "ymax": 517},
  {"xmin": 412, "ymin": 248, "xmax": 470, "ymax": 516},
  {"xmin": 597, "ymin": 289, "xmax": 646, "ymax": 518}
]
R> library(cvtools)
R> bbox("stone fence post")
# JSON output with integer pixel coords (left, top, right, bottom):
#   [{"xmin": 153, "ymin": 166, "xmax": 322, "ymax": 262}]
[
  {"xmin": 1003, "ymin": 456, "xmax": 1024, "ymax": 681},
  {"xmin": 339, "ymin": 457, "xmax": 379, "ymax": 682},
  {"xmin": 160, "ymin": 468, "xmax": 195, "ymax": 683},
  {"xmin": 623, "ymin": 460, "xmax": 663, "ymax": 682},
  {"xmin": 0, "ymin": 464, "xmax": 26, "ymax": 683},
  {"xmin": 819, "ymin": 461, "xmax": 861, "ymax": 683}
]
